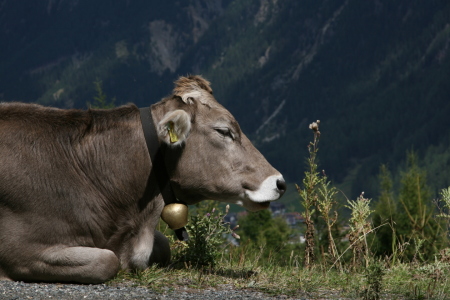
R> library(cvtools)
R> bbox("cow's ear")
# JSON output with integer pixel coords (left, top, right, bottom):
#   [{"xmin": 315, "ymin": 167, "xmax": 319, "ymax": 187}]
[{"xmin": 157, "ymin": 110, "xmax": 191, "ymax": 146}]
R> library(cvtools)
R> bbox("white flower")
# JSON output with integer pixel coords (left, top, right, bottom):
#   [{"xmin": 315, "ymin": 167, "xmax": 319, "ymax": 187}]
[{"xmin": 309, "ymin": 122, "xmax": 319, "ymax": 131}]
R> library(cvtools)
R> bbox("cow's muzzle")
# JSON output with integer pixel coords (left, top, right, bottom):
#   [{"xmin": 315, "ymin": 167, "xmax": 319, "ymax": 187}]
[
  {"xmin": 276, "ymin": 178, "xmax": 287, "ymax": 196},
  {"xmin": 244, "ymin": 174, "xmax": 286, "ymax": 203}
]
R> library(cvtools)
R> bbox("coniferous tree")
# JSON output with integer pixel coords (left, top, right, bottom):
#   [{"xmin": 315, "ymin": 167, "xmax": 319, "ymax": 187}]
[
  {"xmin": 396, "ymin": 152, "xmax": 442, "ymax": 261},
  {"xmin": 238, "ymin": 209, "xmax": 292, "ymax": 264},
  {"xmin": 88, "ymin": 79, "xmax": 115, "ymax": 109},
  {"xmin": 373, "ymin": 165, "xmax": 397, "ymax": 258},
  {"xmin": 373, "ymin": 153, "xmax": 446, "ymax": 261}
]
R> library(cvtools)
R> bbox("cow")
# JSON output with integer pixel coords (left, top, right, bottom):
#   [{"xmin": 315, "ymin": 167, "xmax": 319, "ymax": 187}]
[{"xmin": 0, "ymin": 75, "xmax": 286, "ymax": 284}]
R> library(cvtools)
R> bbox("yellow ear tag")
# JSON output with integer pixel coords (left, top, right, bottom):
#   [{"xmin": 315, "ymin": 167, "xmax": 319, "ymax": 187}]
[{"xmin": 167, "ymin": 122, "xmax": 179, "ymax": 143}]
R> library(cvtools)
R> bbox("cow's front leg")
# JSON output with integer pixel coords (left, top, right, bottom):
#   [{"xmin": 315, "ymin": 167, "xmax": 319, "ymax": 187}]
[
  {"xmin": 12, "ymin": 246, "xmax": 119, "ymax": 284},
  {"xmin": 127, "ymin": 197, "xmax": 170, "ymax": 269},
  {"xmin": 128, "ymin": 227, "xmax": 171, "ymax": 269},
  {"xmin": 148, "ymin": 230, "xmax": 171, "ymax": 266}
]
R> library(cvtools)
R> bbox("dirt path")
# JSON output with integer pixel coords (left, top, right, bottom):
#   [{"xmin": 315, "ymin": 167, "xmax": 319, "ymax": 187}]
[{"xmin": 0, "ymin": 280, "xmax": 353, "ymax": 300}]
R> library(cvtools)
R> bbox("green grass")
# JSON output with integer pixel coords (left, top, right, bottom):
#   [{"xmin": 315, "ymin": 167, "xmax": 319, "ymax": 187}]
[
  {"xmin": 109, "ymin": 247, "xmax": 450, "ymax": 299},
  {"xmin": 109, "ymin": 114, "xmax": 450, "ymax": 300}
]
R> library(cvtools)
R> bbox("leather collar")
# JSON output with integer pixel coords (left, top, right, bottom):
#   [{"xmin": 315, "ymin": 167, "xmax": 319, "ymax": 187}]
[{"xmin": 139, "ymin": 107, "xmax": 189, "ymax": 241}]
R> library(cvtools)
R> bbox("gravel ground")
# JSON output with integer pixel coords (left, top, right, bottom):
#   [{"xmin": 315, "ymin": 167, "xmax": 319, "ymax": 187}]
[{"xmin": 0, "ymin": 281, "xmax": 345, "ymax": 300}]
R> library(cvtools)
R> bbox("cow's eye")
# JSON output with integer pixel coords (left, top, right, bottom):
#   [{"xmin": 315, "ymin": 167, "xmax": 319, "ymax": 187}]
[{"xmin": 215, "ymin": 127, "xmax": 235, "ymax": 140}]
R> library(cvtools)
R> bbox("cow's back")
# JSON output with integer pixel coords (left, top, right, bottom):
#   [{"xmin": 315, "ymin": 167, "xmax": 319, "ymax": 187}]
[{"xmin": 0, "ymin": 103, "xmax": 152, "ymax": 258}]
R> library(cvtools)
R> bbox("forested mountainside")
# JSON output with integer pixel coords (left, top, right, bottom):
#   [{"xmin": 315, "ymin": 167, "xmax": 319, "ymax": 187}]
[{"xmin": 1, "ymin": 0, "xmax": 450, "ymax": 198}]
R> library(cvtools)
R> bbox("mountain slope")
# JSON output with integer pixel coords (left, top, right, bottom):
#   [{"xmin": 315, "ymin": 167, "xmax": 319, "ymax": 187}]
[
  {"xmin": 1, "ymin": 0, "xmax": 450, "ymax": 198},
  {"xmin": 0, "ymin": 0, "xmax": 231, "ymax": 106},
  {"xmin": 184, "ymin": 0, "xmax": 450, "ymax": 196}
]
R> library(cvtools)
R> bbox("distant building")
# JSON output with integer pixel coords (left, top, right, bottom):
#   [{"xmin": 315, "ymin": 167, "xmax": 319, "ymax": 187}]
[
  {"xmin": 270, "ymin": 202, "xmax": 286, "ymax": 217},
  {"xmin": 227, "ymin": 204, "xmax": 307, "ymax": 246},
  {"xmin": 237, "ymin": 210, "xmax": 248, "ymax": 219},
  {"xmin": 283, "ymin": 212, "xmax": 304, "ymax": 226}
]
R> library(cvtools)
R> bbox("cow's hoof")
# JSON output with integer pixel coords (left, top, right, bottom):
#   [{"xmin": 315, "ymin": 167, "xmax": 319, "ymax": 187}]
[{"xmin": 148, "ymin": 231, "xmax": 171, "ymax": 267}]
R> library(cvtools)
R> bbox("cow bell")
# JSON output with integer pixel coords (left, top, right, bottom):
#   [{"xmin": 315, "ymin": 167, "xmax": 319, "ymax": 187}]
[{"xmin": 161, "ymin": 203, "xmax": 188, "ymax": 230}]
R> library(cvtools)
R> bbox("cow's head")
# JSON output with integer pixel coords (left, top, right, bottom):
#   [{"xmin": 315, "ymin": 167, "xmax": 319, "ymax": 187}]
[{"xmin": 152, "ymin": 75, "xmax": 286, "ymax": 212}]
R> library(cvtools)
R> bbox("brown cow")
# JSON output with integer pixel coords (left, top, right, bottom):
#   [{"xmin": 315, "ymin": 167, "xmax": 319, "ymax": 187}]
[{"xmin": 0, "ymin": 75, "xmax": 286, "ymax": 283}]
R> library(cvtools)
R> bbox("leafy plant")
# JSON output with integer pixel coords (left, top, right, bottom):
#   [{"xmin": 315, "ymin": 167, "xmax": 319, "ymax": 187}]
[
  {"xmin": 296, "ymin": 120, "xmax": 343, "ymax": 269},
  {"xmin": 296, "ymin": 120, "xmax": 321, "ymax": 268},
  {"xmin": 346, "ymin": 192, "xmax": 373, "ymax": 269},
  {"xmin": 406, "ymin": 260, "xmax": 450, "ymax": 300},
  {"xmin": 362, "ymin": 260, "xmax": 384, "ymax": 300},
  {"xmin": 174, "ymin": 202, "xmax": 236, "ymax": 268},
  {"xmin": 317, "ymin": 172, "xmax": 340, "ymax": 269}
]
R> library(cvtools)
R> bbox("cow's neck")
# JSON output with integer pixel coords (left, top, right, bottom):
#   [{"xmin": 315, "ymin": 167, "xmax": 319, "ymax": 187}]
[
  {"xmin": 139, "ymin": 106, "xmax": 189, "ymax": 241},
  {"xmin": 139, "ymin": 107, "xmax": 176, "ymax": 208}
]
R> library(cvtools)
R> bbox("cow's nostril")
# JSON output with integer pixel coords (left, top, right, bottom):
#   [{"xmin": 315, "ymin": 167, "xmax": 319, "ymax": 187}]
[{"xmin": 276, "ymin": 178, "xmax": 287, "ymax": 196}]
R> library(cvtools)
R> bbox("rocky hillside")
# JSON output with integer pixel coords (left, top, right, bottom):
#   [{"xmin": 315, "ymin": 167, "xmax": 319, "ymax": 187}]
[
  {"xmin": 1, "ymin": 0, "xmax": 450, "ymax": 198},
  {"xmin": 1, "ymin": 0, "xmax": 231, "ymax": 103}
]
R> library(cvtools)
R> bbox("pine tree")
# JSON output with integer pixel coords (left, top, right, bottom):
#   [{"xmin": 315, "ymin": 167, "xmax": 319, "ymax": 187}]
[
  {"xmin": 373, "ymin": 153, "xmax": 446, "ymax": 261},
  {"xmin": 88, "ymin": 79, "xmax": 115, "ymax": 109},
  {"xmin": 372, "ymin": 165, "xmax": 397, "ymax": 258},
  {"xmin": 395, "ymin": 152, "xmax": 444, "ymax": 261},
  {"xmin": 238, "ymin": 209, "xmax": 292, "ymax": 263}
]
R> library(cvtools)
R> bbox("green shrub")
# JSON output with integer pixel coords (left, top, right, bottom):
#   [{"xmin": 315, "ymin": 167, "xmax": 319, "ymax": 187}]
[
  {"xmin": 362, "ymin": 260, "xmax": 385, "ymax": 300},
  {"xmin": 238, "ymin": 209, "xmax": 294, "ymax": 265},
  {"xmin": 346, "ymin": 192, "xmax": 374, "ymax": 269},
  {"xmin": 174, "ymin": 202, "xmax": 236, "ymax": 269}
]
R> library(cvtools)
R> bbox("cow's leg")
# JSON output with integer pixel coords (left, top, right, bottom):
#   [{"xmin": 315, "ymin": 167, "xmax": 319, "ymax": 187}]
[
  {"xmin": 11, "ymin": 246, "xmax": 120, "ymax": 284},
  {"xmin": 0, "ymin": 268, "xmax": 12, "ymax": 281},
  {"xmin": 127, "ymin": 197, "xmax": 169, "ymax": 270},
  {"xmin": 128, "ymin": 227, "xmax": 171, "ymax": 270},
  {"xmin": 148, "ymin": 230, "xmax": 171, "ymax": 267}
]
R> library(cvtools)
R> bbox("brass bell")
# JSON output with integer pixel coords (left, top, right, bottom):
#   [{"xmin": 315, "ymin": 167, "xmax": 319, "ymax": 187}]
[{"xmin": 161, "ymin": 203, "xmax": 188, "ymax": 230}]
